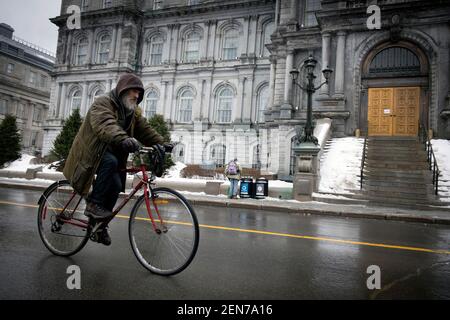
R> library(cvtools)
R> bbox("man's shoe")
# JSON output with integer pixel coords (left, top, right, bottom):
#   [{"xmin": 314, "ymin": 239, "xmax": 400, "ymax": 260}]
[
  {"xmin": 84, "ymin": 202, "xmax": 113, "ymax": 220},
  {"xmin": 98, "ymin": 227, "xmax": 111, "ymax": 246}
]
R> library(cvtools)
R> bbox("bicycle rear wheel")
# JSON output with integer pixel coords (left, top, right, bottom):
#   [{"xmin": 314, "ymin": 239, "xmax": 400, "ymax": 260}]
[
  {"xmin": 129, "ymin": 187, "xmax": 199, "ymax": 275},
  {"xmin": 37, "ymin": 180, "xmax": 90, "ymax": 256}
]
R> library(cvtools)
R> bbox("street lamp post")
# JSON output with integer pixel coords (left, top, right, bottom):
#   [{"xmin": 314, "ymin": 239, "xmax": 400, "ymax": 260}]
[{"xmin": 290, "ymin": 55, "xmax": 333, "ymax": 145}]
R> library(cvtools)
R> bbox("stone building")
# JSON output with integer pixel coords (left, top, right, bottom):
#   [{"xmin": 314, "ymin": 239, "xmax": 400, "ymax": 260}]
[
  {"xmin": 0, "ymin": 23, "xmax": 55, "ymax": 156},
  {"xmin": 44, "ymin": 0, "xmax": 450, "ymax": 179}
]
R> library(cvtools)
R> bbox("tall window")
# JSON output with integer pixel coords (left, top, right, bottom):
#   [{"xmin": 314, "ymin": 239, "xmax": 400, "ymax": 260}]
[
  {"xmin": 81, "ymin": 0, "xmax": 89, "ymax": 11},
  {"xmin": 257, "ymin": 85, "xmax": 269, "ymax": 123},
  {"xmin": 262, "ymin": 22, "xmax": 274, "ymax": 56},
  {"xmin": 40, "ymin": 75, "xmax": 48, "ymax": 89},
  {"xmin": 97, "ymin": 34, "xmax": 111, "ymax": 64},
  {"xmin": 210, "ymin": 144, "xmax": 226, "ymax": 167},
  {"xmin": 91, "ymin": 88, "xmax": 104, "ymax": 104},
  {"xmin": 304, "ymin": 0, "xmax": 321, "ymax": 27},
  {"xmin": 153, "ymin": 0, "xmax": 163, "ymax": 9},
  {"xmin": 33, "ymin": 107, "xmax": 42, "ymax": 121},
  {"xmin": 76, "ymin": 37, "xmax": 89, "ymax": 65},
  {"xmin": 173, "ymin": 143, "xmax": 185, "ymax": 163},
  {"xmin": 70, "ymin": 89, "xmax": 82, "ymax": 112},
  {"xmin": 103, "ymin": 0, "xmax": 112, "ymax": 8},
  {"xmin": 0, "ymin": 99, "xmax": 7, "ymax": 114},
  {"xmin": 148, "ymin": 35, "xmax": 163, "ymax": 65},
  {"xmin": 216, "ymin": 87, "xmax": 233, "ymax": 123},
  {"xmin": 252, "ymin": 144, "xmax": 261, "ymax": 169},
  {"xmin": 178, "ymin": 88, "xmax": 193, "ymax": 123},
  {"xmin": 145, "ymin": 90, "xmax": 158, "ymax": 118},
  {"xmin": 222, "ymin": 29, "xmax": 239, "ymax": 60},
  {"xmin": 7, "ymin": 63, "xmax": 14, "ymax": 74},
  {"xmin": 29, "ymin": 71, "xmax": 37, "ymax": 84},
  {"xmin": 184, "ymin": 32, "xmax": 200, "ymax": 63}
]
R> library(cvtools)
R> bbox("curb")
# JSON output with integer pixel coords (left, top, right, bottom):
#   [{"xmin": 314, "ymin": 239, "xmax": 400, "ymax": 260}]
[{"xmin": 0, "ymin": 181, "xmax": 449, "ymax": 226}]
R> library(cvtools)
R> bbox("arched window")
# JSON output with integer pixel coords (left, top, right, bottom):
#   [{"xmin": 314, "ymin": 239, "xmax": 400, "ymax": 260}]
[
  {"xmin": 91, "ymin": 87, "xmax": 104, "ymax": 104},
  {"xmin": 183, "ymin": 32, "xmax": 200, "ymax": 63},
  {"xmin": 103, "ymin": 0, "xmax": 112, "ymax": 8},
  {"xmin": 178, "ymin": 88, "xmax": 193, "ymax": 123},
  {"xmin": 96, "ymin": 34, "xmax": 111, "ymax": 64},
  {"xmin": 76, "ymin": 37, "xmax": 88, "ymax": 65},
  {"xmin": 70, "ymin": 89, "xmax": 82, "ymax": 112},
  {"xmin": 216, "ymin": 87, "xmax": 233, "ymax": 123},
  {"xmin": 148, "ymin": 35, "xmax": 164, "ymax": 65},
  {"xmin": 252, "ymin": 144, "xmax": 261, "ymax": 169},
  {"xmin": 173, "ymin": 143, "xmax": 185, "ymax": 163},
  {"xmin": 210, "ymin": 144, "xmax": 226, "ymax": 167},
  {"xmin": 222, "ymin": 29, "xmax": 239, "ymax": 60},
  {"xmin": 262, "ymin": 22, "xmax": 274, "ymax": 57},
  {"xmin": 257, "ymin": 85, "xmax": 269, "ymax": 123},
  {"xmin": 369, "ymin": 47, "xmax": 420, "ymax": 74},
  {"xmin": 145, "ymin": 89, "xmax": 158, "ymax": 118}
]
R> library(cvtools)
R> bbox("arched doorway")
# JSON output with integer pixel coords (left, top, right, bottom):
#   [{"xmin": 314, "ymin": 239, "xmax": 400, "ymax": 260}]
[{"xmin": 360, "ymin": 41, "xmax": 430, "ymax": 136}]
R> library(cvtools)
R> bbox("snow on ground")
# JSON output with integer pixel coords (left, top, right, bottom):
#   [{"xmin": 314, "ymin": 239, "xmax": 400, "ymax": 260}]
[
  {"xmin": 431, "ymin": 139, "xmax": 450, "ymax": 197},
  {"xmin": 318, "ymin": 137, "xmax": 364, "ymax": 194},
  {"xmin": 3, "ymin": 154, "xmax": 40, "ymax": 172},
  {"xmin": 165, "ymin": 161, "xmax": 186, "ymax": 179}
]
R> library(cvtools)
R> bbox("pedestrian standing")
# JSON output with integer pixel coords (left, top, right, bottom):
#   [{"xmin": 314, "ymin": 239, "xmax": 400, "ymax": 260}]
[{"xmin": 225, "ymin": 158, "xmax": 242, "ymax": 199}]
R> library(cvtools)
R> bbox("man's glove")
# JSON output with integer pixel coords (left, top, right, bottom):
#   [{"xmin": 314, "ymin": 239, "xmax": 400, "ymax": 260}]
[
  {"xmin": 121, "ymin": 137, "xmax": 140, "ymax": 153},
  {"xmin": 163, "ymin": 143, "xmax": 174, "ymax": 153}
]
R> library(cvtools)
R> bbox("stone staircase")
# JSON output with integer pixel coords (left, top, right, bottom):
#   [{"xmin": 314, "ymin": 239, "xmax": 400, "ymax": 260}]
[
  {"xmin": 314, "ymin": 136, "xmax": 449, "ymax": 210},
  {"xmin": 357, "ymin": 137, "xmax": 445, "ymax": 209}
]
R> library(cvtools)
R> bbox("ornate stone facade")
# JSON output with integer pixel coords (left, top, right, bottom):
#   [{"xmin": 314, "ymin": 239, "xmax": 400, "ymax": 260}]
[{"xmin": 44, "ymin": 0, "xmax": 450, "ymax": 179}]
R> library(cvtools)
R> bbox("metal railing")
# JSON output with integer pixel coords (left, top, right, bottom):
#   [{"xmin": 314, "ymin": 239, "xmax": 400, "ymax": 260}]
[
  {"xmin": 360, "ymin": 136, "xmax": 368, "ymax": 189},
  {"xmin": 419, "ymin": 122, "xmax": 440, "ymax": 195}
]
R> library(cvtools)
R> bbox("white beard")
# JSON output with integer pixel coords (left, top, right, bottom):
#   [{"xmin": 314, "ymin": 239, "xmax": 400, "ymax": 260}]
[{"xmin": 121, "ymin": 95, "xmax": 137, "ymax": 112}]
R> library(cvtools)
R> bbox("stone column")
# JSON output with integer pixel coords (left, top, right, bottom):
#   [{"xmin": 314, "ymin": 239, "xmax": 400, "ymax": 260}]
[
  {"xmin": 243, "ymin": 16, "xmax": 250, "ymax": 56},
  {"xmin": 80, "ymin": 82, "xmax": 88, "ymax": 116},
  {"xmin": 334, "ymin": 31, "xmax": 346, "ymax": 96},
  {"xmin": 280, "ymin": 50, "xmax": 294, "ymax": 119},
  {"xmin": 267, "ymin": 57, "xmax": 277, "ymax": 114},
  {"xmin": 114, "ymin": 27, "xmax": 122, "ymax": 62},
  {"xmin": 110, "ymin": 24, "xmax": 118, "ymax": 61},
  {"xmin": 243, "ymin": 75, "xmax": 254, "ymax": 123},
  {"xmin": 87, "ymin": 29, "xmax": 95, "ymax": 64},
  {"xmin": 320, "ymin": 32, "xmax": 331, "ymax": 95},
  {"xmin": 160, "ymin": 80, "xmax": 168, "ymax": 117},
  {"xmin": 59, "ymin": 83, "xmax": 67, "ymax": 119},
  {"xmin": 65, "ymin": 31, "xmax": 73, "ymax": 65},
  {"xmin": 235, "ymin": 77, "xmax": 245, "ymax": 123}
]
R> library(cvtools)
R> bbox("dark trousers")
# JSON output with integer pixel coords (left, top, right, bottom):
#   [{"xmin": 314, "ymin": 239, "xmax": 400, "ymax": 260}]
[{"xmin": 88, "ymin": 151, "xmax": 122, "ymax": 211}]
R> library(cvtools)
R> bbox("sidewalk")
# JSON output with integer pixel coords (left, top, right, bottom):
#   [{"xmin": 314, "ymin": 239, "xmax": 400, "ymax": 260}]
[{"xmin": 1, "ymin": 176, "xmax": 449, "ymax": 225}]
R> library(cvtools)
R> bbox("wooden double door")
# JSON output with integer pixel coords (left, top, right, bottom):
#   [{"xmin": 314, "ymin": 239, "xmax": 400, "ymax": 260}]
[{"xmin": 368, "ymin": 87, "xmax": 420, "ymax": 136}]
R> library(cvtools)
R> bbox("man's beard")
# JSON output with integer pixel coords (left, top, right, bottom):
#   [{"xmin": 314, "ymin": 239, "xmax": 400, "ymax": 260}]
[{"xmin": 121, "ymin": 95, "xmax": 137, "ymax": 111}]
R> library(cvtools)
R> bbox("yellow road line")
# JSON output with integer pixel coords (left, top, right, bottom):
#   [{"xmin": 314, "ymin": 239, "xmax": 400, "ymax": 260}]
[{"xmin": 2, "ymin": 200, "xmax": 450, "ymax": 255}]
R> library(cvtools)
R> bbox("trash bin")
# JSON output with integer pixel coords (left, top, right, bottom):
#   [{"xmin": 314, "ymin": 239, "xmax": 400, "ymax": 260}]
[
  {"xmin": 239, "ymin": 177, "xmax": 254, "ymax": 198},
  {"xmin": 254, "ymin": 177, "xmax": 268, "ymax": 199}
]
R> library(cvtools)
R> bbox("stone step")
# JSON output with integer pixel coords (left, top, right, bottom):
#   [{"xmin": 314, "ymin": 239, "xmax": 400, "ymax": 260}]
[
  {"xmin": 363, "ymin": 184, "xmax": 433, "ymax": 195},
  {"xmin": 363, "ymin": 169, "xmax": 432, "ymax": 177},
  {"xmin": 362, "ymin": 191, "xmax": 431, "ymax": 201},
  {"xmin": 365, "ymin": 153, "xmax": 428, "ymax": 161},
  {"xmin": 364, "ymin": 162, "xmax": 429, "ymax": 170},
  {"xmin": 364, "ymin": 179, "xmax": 432, "ymax": 189}
]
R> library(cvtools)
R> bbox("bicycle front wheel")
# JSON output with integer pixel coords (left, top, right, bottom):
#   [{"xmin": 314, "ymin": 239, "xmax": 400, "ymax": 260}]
[
  {"xmin": 37, "ymin": 180, "xmax": 90, "ymax": 256},
  {"xmin": 129, "ymin": 187, "xmax": 199, "ymax": 275}
]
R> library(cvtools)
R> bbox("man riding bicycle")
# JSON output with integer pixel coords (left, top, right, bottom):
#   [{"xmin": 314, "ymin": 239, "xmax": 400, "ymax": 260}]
[{"xmin": 63, "ymin": 73, "xmax": 165, "ymax": 246}]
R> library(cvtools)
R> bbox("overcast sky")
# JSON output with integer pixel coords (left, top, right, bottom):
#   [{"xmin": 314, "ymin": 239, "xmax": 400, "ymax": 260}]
[{"xmin": 0, "ymin": 0, "xmax": 61, "ymax": 54}]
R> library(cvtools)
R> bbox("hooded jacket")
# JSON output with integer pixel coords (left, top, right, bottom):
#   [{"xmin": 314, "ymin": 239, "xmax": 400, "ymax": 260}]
[{"xmin": 63, "ymin": 73, "xmax": 164, "ymax": 196}]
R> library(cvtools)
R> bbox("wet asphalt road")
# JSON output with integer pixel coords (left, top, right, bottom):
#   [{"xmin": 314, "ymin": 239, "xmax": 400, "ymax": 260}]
[{"xmin": 1, "ymin": 186, "xmax": 450, "ymax": 300}]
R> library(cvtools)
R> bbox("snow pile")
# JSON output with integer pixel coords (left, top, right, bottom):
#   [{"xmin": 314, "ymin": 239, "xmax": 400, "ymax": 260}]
[
  {"xmin": 318, "ymin": 137, "xmax": 364, "ymax": 194},
  {"xmin": 165, "ymin": 161, "xmax": 187, "ymax": 179},
  {"xmin": 430, "ymin": 139, "xmax": 450, "ymax": 197},
  {"xmin": 314, "ymin": 118, "xmax": 332, "ymax": 148},
  {"xmin": 3, "ymin": 154, "xmax": 40, "ymax": 172}
]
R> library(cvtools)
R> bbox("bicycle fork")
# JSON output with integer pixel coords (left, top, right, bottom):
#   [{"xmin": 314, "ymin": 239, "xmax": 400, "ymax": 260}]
[{"xmin": 143, "ymin": 185, "xmax": 167, "ymax": 234}]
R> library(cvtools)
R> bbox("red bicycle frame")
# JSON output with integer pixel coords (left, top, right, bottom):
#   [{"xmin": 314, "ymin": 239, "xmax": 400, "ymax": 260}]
[{"xmin": 53, "ymin": 164, "xmax": 165, "ymax": 232}]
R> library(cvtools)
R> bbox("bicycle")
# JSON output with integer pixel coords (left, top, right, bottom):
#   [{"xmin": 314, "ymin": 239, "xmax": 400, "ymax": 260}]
[{"xmin": 37, "ymin": 146, "xmax": 200, "ymax": 276}]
